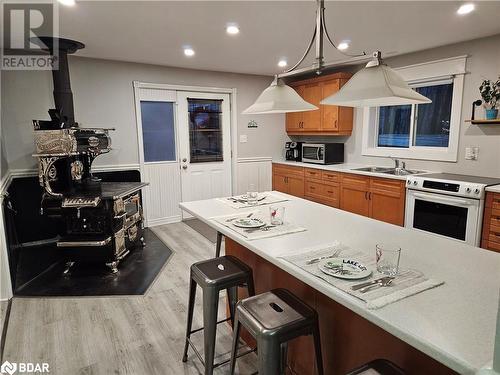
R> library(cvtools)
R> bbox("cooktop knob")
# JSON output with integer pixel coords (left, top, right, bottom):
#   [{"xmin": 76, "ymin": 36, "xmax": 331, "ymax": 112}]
[
  {"xmin": 465, "ymin": 187, "xmax": 471, "ymax": 193},
  {"xmin": 413, "ymin": 181, "xmax": 418, "ymax": 186},
  {"xmin": 474, "ymin": 188, "xmax": 480, "ymax": 194}
]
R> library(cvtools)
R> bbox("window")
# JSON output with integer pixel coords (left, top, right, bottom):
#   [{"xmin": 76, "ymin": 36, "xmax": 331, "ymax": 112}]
[
  {"xmin": 362, "ymin": 56, "xmax": 466, "ymax": 162},
  {"xmin": 188, "ymin": 98, "xmax": 224, "ymax": 163},
  {"xmin": 140, "ymin": 101, "xmax": 176, "ymax": 162},
  {"xmin": 377, "ymin": 82, "xmax": 453, "ymax": 149}
]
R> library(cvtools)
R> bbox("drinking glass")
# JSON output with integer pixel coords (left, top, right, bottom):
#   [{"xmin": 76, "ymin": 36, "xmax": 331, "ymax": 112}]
[
  {"xmin": 269, "ymin": 206, "xmax": 285, "ymax": 225},
  {"xmin": 246, "ymin": 183, "xmax": 259, "ymax": 205},
  {"xmin": 375, "ymin": 244, "xmax": 401, "ymax": 276}
]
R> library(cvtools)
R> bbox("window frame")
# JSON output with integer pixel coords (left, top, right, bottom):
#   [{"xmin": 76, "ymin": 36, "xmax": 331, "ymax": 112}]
[{"xmin": 362, "ymin": 56, "xmax": 466, "ymax": 162}]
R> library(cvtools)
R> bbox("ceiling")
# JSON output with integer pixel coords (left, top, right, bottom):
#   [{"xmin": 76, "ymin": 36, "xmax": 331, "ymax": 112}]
[{"xmin": 59, "ymin": 1, "xmax": 500, "ymax": 76}]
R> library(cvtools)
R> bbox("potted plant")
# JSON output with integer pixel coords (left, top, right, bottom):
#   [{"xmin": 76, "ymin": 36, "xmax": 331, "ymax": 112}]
[{"xmin": 479, "ymin": 77, "xmax": 500, "ymax": 119}]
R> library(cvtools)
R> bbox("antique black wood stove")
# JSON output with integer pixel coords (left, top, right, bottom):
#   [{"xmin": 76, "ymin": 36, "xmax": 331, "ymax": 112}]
[{"xmin": 32, "ymin": 37, "xmax": 148, "ymax": 273}]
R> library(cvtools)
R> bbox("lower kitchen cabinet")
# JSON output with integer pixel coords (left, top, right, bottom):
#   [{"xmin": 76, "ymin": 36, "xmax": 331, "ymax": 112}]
[
  {"xmin": 273, "ymin": 164, "xmax": 406, "ymax": 226},
  {"xmin": 272, "ymin": 164, "xmax": 305, "ymax": 198},
  {"xmin": 481, "ymin": 192, "xmax": 500, "ymax": 252}
]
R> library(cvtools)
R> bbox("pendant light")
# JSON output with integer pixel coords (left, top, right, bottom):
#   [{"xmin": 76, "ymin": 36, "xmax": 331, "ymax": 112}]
[
  {"xmin": 243, "ymin": 0, "xmax": 431, "ymax": 114},
  {"xmin": 320, "ymin": 51, "xmax": 432, "ymax": 107}
]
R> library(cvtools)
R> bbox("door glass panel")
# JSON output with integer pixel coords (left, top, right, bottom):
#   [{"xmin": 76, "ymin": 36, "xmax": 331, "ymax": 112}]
[
  {"xmin": 413, "ymin": 199, "xmax": 467, "ymax": 240},
  {"xmin": 188, "ymin": 98, "xmax": 223, "ymax": 163},
  {"xmin": 140, "ymin": 101, "xmax": 176, "ymax": 162}
]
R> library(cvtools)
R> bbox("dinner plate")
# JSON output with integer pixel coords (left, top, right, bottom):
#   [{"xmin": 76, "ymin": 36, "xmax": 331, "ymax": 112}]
[
  {"xmin": 233, "ymin": 218, "xmax": 266, "ymax": 228},
  {"xmin": 318, "ymin": 258, "xmax": 372, "ymax": 280}
]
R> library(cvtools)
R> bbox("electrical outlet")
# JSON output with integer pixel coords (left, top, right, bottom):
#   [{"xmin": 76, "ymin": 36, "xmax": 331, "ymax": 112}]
[
  {"xmin": 239, "ymin": 134, "xmax": 248, "ymax": 143},
  {"xmin": 465, "ymin": 146, "xmax": 479, "ymax": 160}
]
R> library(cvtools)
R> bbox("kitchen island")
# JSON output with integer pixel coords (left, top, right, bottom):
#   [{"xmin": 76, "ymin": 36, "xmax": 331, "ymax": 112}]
[{"xmin": 180, "ymin": 192, "xmax": 500, "ymax": 375}]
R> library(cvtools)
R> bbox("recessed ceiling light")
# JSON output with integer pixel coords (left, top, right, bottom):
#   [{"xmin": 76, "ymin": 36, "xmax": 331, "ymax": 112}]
[
  {"xmin": 184, "ymin": 47, "xmax": 195, "ymax": 57},
  {"xmin": 58, "ymin": 0, "xmax": 76, "ymax": 6},
  {"xmin": 226, "ymin": 24, "xmax": 240, "ymax": 35},
  {"xmin": 278, "ymin": 59, "xmax": 288, "ymax": 68},
  {"xmin": 457, "ymin": 3, "xmax": 475, "ymax": 15},
  {"xmin": 337, "ymin": 41, "xmax": 350, "ymax": 51}
]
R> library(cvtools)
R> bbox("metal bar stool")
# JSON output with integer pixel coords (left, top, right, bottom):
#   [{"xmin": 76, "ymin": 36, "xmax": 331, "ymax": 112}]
[
  {"xmin": 346, "ymin": 359, "xmax": 405, "ymax": 375},
  {"xmin": 182, "ymin": 255, "xmax": 255, "ymax": 375},
  {"xmin": 229, "ymin": 288, "xmax": 324, "ymax": 375},
  {"xmin": 215, "ymin": 231, "xmax": 223, "ymax": 257}
]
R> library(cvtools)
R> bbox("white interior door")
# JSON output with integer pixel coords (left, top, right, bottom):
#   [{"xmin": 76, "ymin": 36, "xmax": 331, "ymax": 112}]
[
  {"xmin": 135, "ymin": 87, "xmax": 182, "ymax": 226},
  {"xmin": 177, "ymin": 92, "xmax": 232, "ymax": 215}
]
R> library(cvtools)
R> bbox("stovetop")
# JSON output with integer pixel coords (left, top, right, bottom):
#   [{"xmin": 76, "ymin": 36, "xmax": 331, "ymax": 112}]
[
  {"xmin": 65, "ymin": 182, "xmax": 149, "ymax": 200},
  {"xmin": 415, "ymin": 173, "xmax": 500, "ymax": 186}
]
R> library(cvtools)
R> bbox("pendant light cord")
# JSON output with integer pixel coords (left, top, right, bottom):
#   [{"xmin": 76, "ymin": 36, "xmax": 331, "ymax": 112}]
[{"xmin": 282, "ymin": 0, "xmax": 366, "ymax": 77}]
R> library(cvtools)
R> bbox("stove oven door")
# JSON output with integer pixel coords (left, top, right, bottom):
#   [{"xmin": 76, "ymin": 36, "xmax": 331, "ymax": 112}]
[{"xmin": 405, "ymin": 189, "xmax": 482, "ymax": 246}]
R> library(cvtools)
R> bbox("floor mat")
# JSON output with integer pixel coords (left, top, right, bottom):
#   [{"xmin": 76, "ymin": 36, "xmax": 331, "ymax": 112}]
[
  {"xmin": 184, "ymin": 218, "xmax": 217, "ymax": 243},
  {"xmin": 14, "ymin": 229, "xmax": 173, "ymax": 297}
]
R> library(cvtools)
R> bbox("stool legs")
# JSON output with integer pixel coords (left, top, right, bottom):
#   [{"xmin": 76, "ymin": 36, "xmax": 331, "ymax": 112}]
[
  {"xmin": 258, "ymin": 338, "xmax": 282, "ymax": 375},
  {"xmin": 313, "ymin": 319, "xmax": 324, "ymax": 375},
  {"xmin": 226, "ymin": 287, "xmax": 238, "ymax": 326},
  {"xmin": 215, "ymin": 232, "xmax": 223, "ymax": 257},
  {"xmin": 229, "ymin": 310, "xmax": 241, "ymax": 375},
  {"xmin": 202, "ymin": 287, "xmax": 219, "ymax": 375},
  {"xmin": 182, "ymin": 278, "xmax": 197, "ymax": 362},
  {"xmin": 280, "ymin": 342, "xmax": 289, "ymax": 375}
]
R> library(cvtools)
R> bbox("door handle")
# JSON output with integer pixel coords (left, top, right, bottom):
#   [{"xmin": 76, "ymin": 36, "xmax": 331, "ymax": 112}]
[
  {"xmin": 413, "ymin": 192, "xmax": 472, "ymax": 206},
  {"xmin": 182, "ymin": 165, "xmax": 188, "ymax": 170},
  {"xmin": 182, "ymin": 158, "xmax": 187, "ymax": 162}
]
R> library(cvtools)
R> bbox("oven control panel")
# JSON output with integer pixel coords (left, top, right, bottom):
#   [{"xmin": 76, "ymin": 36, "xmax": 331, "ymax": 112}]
[{"xmin": 406, "ymin": 178, "xmax": 485, "ymax": 199}]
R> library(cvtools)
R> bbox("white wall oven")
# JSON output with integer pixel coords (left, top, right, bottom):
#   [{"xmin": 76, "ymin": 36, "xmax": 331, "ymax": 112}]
[{"xmin": 405, "ymin": 173, "xmax": 500, "ymax": 246}]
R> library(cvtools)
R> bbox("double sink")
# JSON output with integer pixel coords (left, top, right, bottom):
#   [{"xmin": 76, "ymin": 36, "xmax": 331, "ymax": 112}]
[{"xmin": 352, "ymin": 166, "xmax": 425, "ymax": 176}]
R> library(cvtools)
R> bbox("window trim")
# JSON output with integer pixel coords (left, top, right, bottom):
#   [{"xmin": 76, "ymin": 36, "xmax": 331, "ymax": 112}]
[{"xmin": 361, "ymin": 56, "xmax": 466, "ymax": 162}]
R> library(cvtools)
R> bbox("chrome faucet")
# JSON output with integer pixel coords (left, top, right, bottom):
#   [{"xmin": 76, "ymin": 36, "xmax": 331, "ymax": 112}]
[{"xmin": 389, "ymin": 156, "xmax": 406, "ymax": 170}]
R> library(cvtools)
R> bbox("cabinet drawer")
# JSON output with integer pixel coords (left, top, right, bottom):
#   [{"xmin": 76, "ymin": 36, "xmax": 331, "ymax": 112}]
[
  {"xmin": 489, "ymin": 232, "xmax": 500, "ymax": 245},
  {"xmin": 341, "ymin": 173, "xmax": 370, "ymax": 190},
  {"xmin": 305, "ymin": 181, "xmax": 323, "ymax": 198},
  {"xmin": 322, "ymin": 171, "xmax": 339, "ymax": 183},
  {"xmin": 491, "ymin": 209, "xmax": 500, "ymax": 227},
  {"xmin": 304, "ymin": 168, "xmax": 323, "ymax": 181},
  {"xmin": 322, "ymin": 184, "xmax": 339, "ymax": 203},
  {"xmin": 273, "ymin": 163, "xmax": 304, "ymax": 178},
  {"xmin": 370, "ymin": 177, "xmax": 404, "ymax": 197}
]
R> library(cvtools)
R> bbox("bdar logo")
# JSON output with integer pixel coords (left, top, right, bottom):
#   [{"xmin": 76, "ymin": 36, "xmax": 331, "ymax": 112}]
[{"xmin": 0, "ymin": 361, "xmax": 17, "ymax": 375}]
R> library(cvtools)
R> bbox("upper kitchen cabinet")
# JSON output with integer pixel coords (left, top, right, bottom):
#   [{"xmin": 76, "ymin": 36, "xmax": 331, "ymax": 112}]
[{"xmin": 285, "ymin": 72, "xmax": 353, "ymax": 136}]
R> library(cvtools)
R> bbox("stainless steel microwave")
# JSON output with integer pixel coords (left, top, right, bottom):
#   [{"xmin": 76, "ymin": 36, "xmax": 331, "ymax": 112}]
[{"xmin": 301, "ymin": 143, "xmax": 344, "ymax": 164}]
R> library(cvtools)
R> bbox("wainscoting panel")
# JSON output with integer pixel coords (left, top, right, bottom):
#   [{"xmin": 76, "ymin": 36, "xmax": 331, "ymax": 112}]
[
  {"xmin": 236, "ymin": 157, "xmax": 272, "ymax": 195},
  {"xmin": 142, "ymin": 163, "xmax": 182, "ymax": 226}
]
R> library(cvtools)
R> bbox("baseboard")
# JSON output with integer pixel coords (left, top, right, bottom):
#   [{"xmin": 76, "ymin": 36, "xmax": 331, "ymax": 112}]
[{"xmin": 146, "ymin": 215, "xmax": 181, "ymax": 227}]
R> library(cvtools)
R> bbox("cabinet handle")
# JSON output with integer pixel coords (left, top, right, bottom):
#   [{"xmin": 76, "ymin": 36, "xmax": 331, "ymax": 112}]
[
  {"xmin": 369, "ymin": 192, "xmax": 372, "ymax": 200},
  {"xmin": 327, "ymin": 190, "xmax": 333, "ymax": 194},
  {"xmin": 310, "ymin": 186, "xmax": 316, "ymax": 190},
  {"xmin": 365, "ymin": 192, "xmax": 368, "ymax": 200},
  {"xmin": 334, "ymin": 120, "xmax": 338, "ymax": 129}
]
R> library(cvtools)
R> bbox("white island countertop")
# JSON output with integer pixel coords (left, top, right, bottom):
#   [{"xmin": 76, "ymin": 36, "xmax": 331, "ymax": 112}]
[
  {"xmin": 486, "ymin": 184, "xmax": 500, "ymax": 193},
  {"xmin": 180, "ymin": 192, "xmax": 500, "ymax": 375},
  {"xmin": 272, "ymin": 159, "xmax": 433, "ymax": 181}
]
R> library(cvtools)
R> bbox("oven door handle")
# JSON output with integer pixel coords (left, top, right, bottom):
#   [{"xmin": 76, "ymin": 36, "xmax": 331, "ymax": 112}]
[{"xmin": 413, "ymin": 192, "xmax": 473, "ymax": 206}]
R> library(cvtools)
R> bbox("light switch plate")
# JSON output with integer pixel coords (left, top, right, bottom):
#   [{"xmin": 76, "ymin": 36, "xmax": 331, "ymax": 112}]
[
  {"xmin": 240, "ymin": 134, "xmax": 248, "ymax": 143},
  {"xmin": 465, "ymin": 146, "xmax": 479, "ymax": 160}
]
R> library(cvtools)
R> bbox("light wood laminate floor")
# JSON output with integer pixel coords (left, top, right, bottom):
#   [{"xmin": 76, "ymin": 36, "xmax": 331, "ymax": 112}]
[{"xmin": 2, "ymin": 223, "xmax": 257, "ymax": 374}]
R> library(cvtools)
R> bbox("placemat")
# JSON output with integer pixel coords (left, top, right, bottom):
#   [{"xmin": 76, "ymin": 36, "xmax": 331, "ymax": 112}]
[
  {"xmin": 216, "ymin": 192, "xmax": 289, "ymax": 209},
  {"xmin": 212, "ymin": 210, "xmax": 306, "ymax": 240},
  {"xmin": 281, "ymin": 243, "xmax": 444, "ymax": 309}
]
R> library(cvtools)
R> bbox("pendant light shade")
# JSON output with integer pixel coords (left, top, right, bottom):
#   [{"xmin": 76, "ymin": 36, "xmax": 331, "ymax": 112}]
[
  {"xmin": 321, "ymin": 53, "xmax": 432, "ymax": 107},
  {"xmin": 242, "ymin": 77, "xmax": 318, "ymax": 114}
]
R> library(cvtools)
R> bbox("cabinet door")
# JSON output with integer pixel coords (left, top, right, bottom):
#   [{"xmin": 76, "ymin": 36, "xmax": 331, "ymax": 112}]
[
  {"xmin": 302, "ymin": 83, "xmax": 322, "ymax": 131},
  {"xmin": 272, "ymin": 173, "xmax": 288, "ymax": 194},
  {"xmin": 340, "ymin": 174, "xmax": 370, "ymax": 217},
  {"xmin": 369, "ymin": 178, "xmax": 405, "ymax": 226},
  {"xmin": 286, "ymin": 85, "xmax": 305, "ymax": 132},
  {"xmin": 288, "ymin": 176, "xmax": 305, "ymax": 198},
  {"xmin": 321, "ymin": 80, "xmax": 340, "ymax": 131}
]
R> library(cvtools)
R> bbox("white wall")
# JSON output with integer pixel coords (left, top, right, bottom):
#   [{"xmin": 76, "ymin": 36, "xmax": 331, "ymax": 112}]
[
  {"xmin": 1, "ymin": 56, "xmax": 286, "ymax": 171},
  {"xmin": 346, "ymin": 34, "xmax": 500, "ymax": 178}
]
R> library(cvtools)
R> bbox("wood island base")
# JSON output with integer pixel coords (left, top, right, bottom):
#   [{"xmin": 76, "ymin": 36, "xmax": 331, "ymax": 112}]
[{"xmin": 225, "ymin": 237, "xmax": 456, "ymax": 375}]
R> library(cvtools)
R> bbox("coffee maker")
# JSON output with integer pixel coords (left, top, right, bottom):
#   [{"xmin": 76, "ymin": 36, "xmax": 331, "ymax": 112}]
[{"xmin": 285, "ymin": 142, "xmax": 303, "ymax": 161}]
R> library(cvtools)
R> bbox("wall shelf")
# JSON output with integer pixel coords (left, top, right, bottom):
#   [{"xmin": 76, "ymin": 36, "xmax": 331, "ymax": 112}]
[{"xmin": 465, "ymin": 119, "xmax": 500, "ymax": 125}]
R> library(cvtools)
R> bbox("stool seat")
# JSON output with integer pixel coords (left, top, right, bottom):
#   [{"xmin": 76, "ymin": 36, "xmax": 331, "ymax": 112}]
[
  {"xmin": 240, "ymin": 289, "xmax": 315, "ymax": 331},
  {"xmin": 346, "ymin": 359, "xmax": 405, "ymax": 375},
  {"xmin": 191, "ymin": 255, "xmax": 251, "ymax": 288}
]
